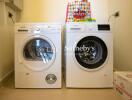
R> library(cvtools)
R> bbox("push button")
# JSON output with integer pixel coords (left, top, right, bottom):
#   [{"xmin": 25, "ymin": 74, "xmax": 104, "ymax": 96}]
[{"xmin": 45, "ymin": 74, "xmax": 57, "ymax": 84}]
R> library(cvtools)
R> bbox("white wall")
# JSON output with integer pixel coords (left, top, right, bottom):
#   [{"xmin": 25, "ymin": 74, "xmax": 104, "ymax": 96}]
[
  {"xmin": 20, "ymin": 0, "xmax": 109, "ymax": 24},
  {"xmin": 20, "ymin": 0, "xmax": 67, "ymax": 23},
  {"xmin": 0, "ymin": 1, "xmax": 15, "ymax": 82},
  {"xmin": 90, "ymin": 0, "xmax": 109, "ymax": 23},
  {"xmin": 108, "ymin": 0, "xmax": 132, "ymax": 71}
]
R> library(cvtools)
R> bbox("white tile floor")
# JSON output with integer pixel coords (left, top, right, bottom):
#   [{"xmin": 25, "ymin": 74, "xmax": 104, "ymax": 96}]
[{"xmin": 0, "ymin": 76, "xmax": 123, "ymax": 100}]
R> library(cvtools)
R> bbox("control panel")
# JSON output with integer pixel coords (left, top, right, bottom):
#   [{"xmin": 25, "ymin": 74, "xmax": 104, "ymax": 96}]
[
  {"xmin": 66, "ymin": 23, "xmax": 111, "ymax": 33},
  {"xmin": 16, "ymin": 23, "xmax": 61, "ymax": 34}
]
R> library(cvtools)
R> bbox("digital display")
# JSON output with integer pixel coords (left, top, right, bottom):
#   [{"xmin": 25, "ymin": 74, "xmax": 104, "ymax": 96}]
[{"xmin": 98, "ymin": 24, "xmax": 110, "ymax": 31}]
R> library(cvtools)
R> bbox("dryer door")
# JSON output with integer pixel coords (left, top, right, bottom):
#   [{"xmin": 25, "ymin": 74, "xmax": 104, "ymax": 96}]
[
  {"xmin": 75, "ymin": 36, "xmax": 108, "ymax": 71},
  {"xmin": 20, "ymin": 35, "xmax": 56, "ymax": 71}
]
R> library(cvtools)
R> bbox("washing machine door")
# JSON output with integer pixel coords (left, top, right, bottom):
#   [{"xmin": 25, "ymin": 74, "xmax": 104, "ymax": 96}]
[
  {"xmin": 19, "ymin": 35, "xmax": 56, "ymax": 71},
  {"xmin": 75, "ymin": 36, "xmax": 108, "ymax": 71}
]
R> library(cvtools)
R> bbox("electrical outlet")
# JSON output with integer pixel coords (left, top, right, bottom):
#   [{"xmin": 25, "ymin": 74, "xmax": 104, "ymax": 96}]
[
  {"xmin": 8, "ymin": 12, "xmax": 13, "ymax": 18},
  {"xmin": 114, "ymin": 11, "xmax": 120, "ymax": 17}
]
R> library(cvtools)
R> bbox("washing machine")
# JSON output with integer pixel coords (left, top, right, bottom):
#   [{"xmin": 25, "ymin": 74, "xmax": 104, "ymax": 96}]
[
  {"xmin": 65, "ymin": 23, "xmax": 113, "ymax": 88},
  {"xmin": 15, "ymin": 23, "xmax": 62, "ymax": 88}
]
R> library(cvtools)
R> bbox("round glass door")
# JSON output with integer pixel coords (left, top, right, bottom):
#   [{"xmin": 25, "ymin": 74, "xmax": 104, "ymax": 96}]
[
  {"xmin": 75, "ymin": 36, "xmax": 108, "ymax": 70},
  {"xmin": 23, "ymin": 38, "xmax": 53, "ymax": 63},
  {"xmin": 22, "ymin": 37, "xmax": 55, "ymax": 71}
]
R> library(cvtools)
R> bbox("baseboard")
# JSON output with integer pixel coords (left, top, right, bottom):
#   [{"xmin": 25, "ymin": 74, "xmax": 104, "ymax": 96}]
[{"xmin": 0, "ymin": 70, "xmax": 14, "ymax": 87}]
